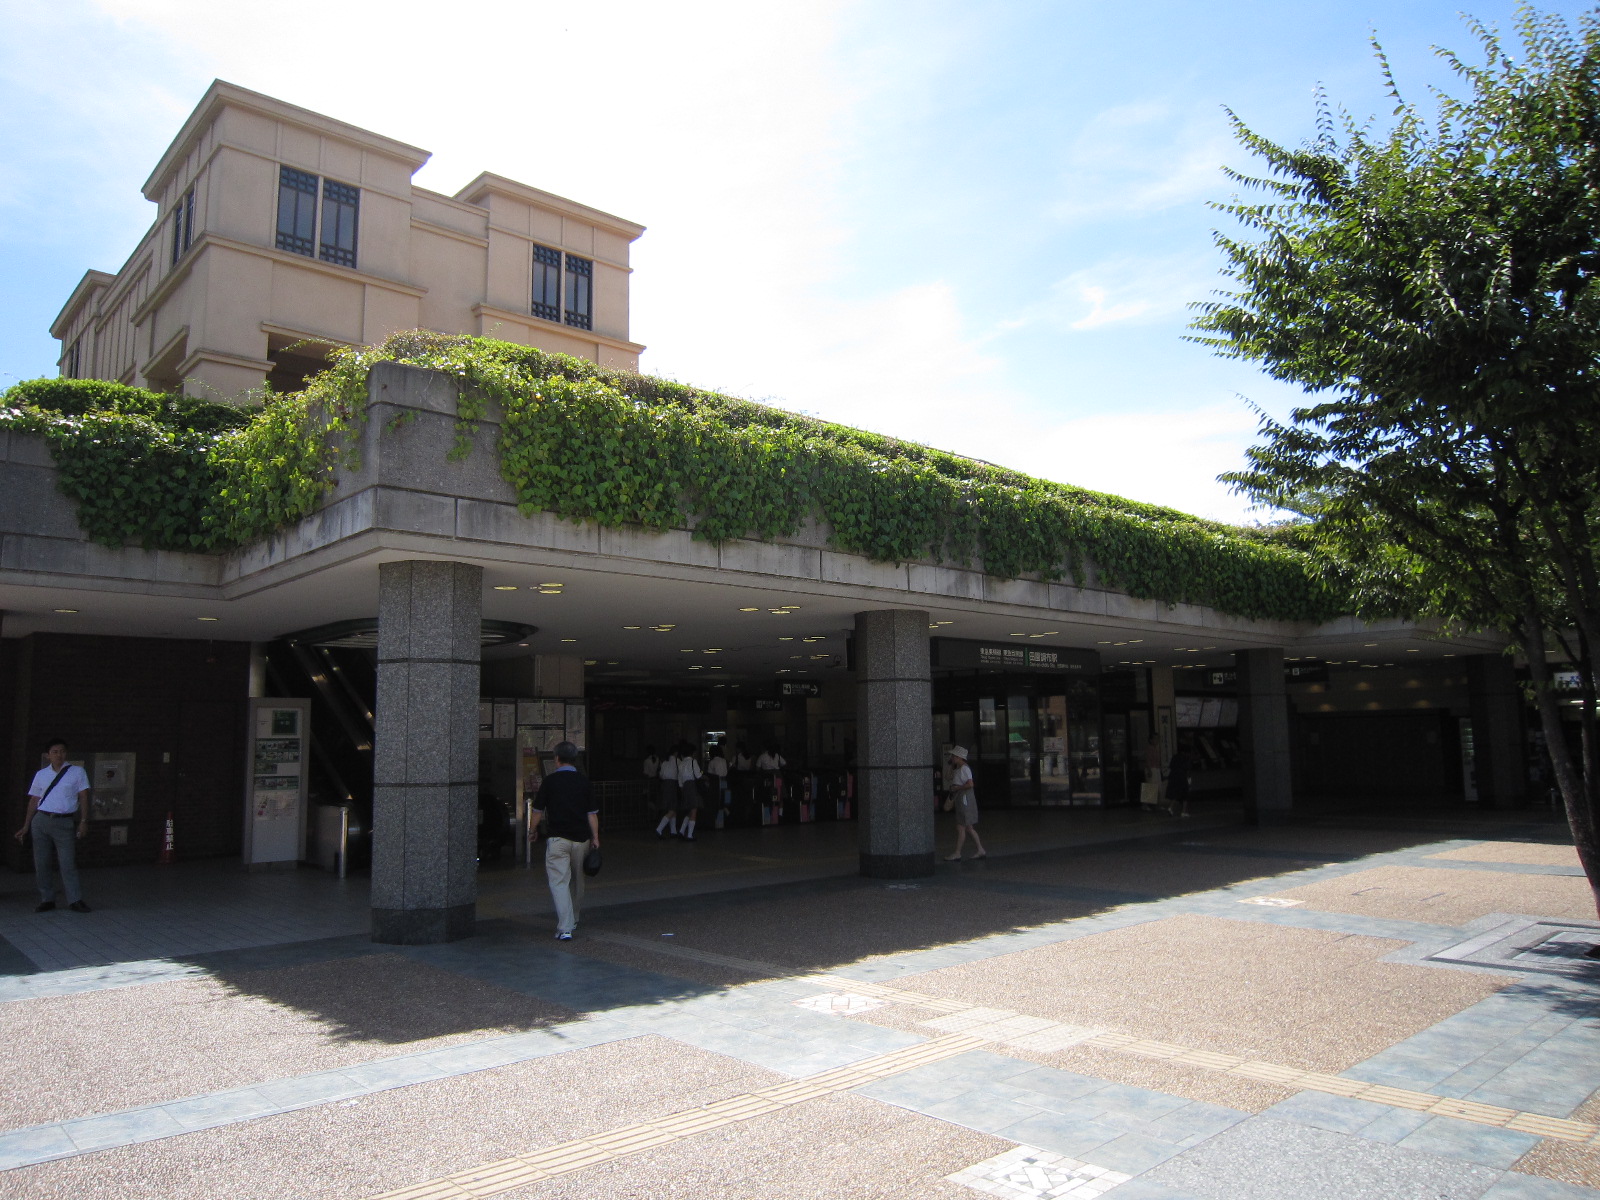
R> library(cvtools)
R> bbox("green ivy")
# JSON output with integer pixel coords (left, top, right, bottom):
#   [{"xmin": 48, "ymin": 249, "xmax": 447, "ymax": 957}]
[{"xmin": 0, "ymin": 335, "xmax": 1346, "ymax": 621}]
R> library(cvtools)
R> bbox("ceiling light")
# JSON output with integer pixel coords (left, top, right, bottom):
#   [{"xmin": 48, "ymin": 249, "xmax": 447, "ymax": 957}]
[
  {"xmin": 1009, "ymin": 632, "xmax": 1026, "ymax": 637},
  {"xmin": 769, "ymin": 609, "xmax": 790, "ymax": 615},
  {"xmin": 777, "ymin": 669, "xmax": 791, "ymax": 674},
  {"xmin": 624, "ymin": 625, "xmax": 641, "ymax": 630},
  {"xmin": 779, "ymin": 637, "xmax": 794, "ymax": 642},
  {"xmin": 738, "ymin": 607, "xmax": 759, "ymax": 612},
  {"xmin": 492, "ymin": 585, "xmax": 518, "ymax": 591},
  {"xmin": 197, "ymin": 616, "xmax": 220, "ymax": 622},
  {"xmin": 606, "ymin": 660, "xmax": 618, "ymax": 665},
  {"xmin": 518, "ymin": 642, "xmax": 530, "ymax": 647},
  {"xmin": 680, "ymin": 648, "xmax": 696, "ymax": 653},
  {"xmin": 583, "ymin": 659, "xmax": 597, "ymax": 665},
  {"xmin": 707, "ymin": 647, "xmax": 723, "ymax": 651},
  {"xmin": 688, "ymin": 665, "xmax": 702, "ymax": 670},
  {"xmin": 560, "ymin": 638, "xmax": 577, "ymax": 643},
  {"xmin": 1363, "ymin": 643, "xmax": 1378, "ymax": 647},
  {"xmin": 539, "ymin": 582, "xmax": 562, "ymax": 588},
  {"xmin": 708, "ymin": 665, "xmax": 723, "ymax": 670},
  {"xmin": 53, "ymin": 608, "xmax": 78, "ymax": 614},
  {"xmin": 779, "ymin": 605, "xmax": 801, "ymax": 610},
  {"xmin": 1405, "ymin": 649, "xmax": 1419, "ymax": 653}
]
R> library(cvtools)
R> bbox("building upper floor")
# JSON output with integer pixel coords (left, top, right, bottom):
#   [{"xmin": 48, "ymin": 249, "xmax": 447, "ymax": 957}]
[{"xmin": 50, "ymin": 81, "xmax": 646, "ymax": 402}]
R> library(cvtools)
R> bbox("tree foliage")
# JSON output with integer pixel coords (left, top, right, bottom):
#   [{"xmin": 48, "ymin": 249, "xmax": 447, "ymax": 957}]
[{"xmin": 1191, "ymin": 4, "xmax": 1600, "ymax": 910}]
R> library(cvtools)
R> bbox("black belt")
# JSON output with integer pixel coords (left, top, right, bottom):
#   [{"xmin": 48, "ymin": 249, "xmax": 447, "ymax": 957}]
[{"xmin": 37, "ymin": 811, "xmax": 77, "ymax": 819}]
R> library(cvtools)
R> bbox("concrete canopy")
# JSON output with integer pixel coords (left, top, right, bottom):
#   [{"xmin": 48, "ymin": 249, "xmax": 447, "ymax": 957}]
[{"xmin": 0, "ymin": 362, "xmax": 1503, "ymax": 672}]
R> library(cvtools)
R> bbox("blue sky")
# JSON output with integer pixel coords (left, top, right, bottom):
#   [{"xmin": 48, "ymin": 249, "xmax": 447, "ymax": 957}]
[{"xmin": 1, "ymin": 0, "xmax": 1588, "ymax": 521}]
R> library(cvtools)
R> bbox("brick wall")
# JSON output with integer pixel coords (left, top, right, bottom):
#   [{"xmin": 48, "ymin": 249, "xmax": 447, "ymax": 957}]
[{"xmin": 4, "ymin": 633, "xmax": 250, "ymax": 870}]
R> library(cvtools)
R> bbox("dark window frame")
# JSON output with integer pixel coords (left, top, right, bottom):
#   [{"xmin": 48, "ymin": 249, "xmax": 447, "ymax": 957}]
[
  {"xmin": 170, "ymin": 187, "xmax": 196, "ymax": 266},
  {"xmin": 319, "ymin": 178, "xmax": 360, "ymax": 268},
  {"xmin": 563, "ymin": 254, "xmax": 593, "ymax": 330},
  {"xmin": 275, "ymin": 166, "xmax": 318, "ymax": 257},
  {"xmin": 531, "ymin": 244, "xmax": 562, "ymax": 321}
]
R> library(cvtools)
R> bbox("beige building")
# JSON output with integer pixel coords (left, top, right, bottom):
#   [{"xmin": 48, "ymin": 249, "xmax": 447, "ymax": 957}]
[{"xmin": 51, "ymin": 80, "xmax": 645, "ymax": 400}]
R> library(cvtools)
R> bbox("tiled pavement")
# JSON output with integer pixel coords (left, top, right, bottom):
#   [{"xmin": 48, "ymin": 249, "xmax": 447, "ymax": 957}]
[{"xmin": 0, "ymin": 818, "xmax": 1597, "ymax": 1198}]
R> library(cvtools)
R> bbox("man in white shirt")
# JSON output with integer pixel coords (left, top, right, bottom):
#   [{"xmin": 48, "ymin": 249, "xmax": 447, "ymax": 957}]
[{"xmin": 13, "ymin": 737, "xmax": 92, "ymax": 912}]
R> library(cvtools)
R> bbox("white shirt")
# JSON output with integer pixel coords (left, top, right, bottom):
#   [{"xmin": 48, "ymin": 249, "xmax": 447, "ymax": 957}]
[
  {"xmin": 756, "ymin": 752, "xmax": 786, "ymax": 771},
  {"xmin": 30, "ymin": 764, "xmax": 90, "ymax": 815},
  {"xmin": 947, "ymin": 762, "xmax": 973, "ymax": 792},
  {"xmin": 707, "ymin": 757, "xmax": 728, "ymax": 778},
  {"xmin": 657, "ymin": 757, "xmax": 679, "ymax": 782},
  {"xmin": 734, "ymin": 753, "xmax": 753, "ymax": 770},
  {"xmin": 642, "ymin": 755, "xmax": 659, "ymax": 778},
  {"xmin": 675, "ymin": 756, "xmax": 702, "ymax": 782}
]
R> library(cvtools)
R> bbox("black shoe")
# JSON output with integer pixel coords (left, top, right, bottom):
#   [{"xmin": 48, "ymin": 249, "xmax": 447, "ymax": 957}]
[
  {"xmin": 34, "ymin": 901, "xmax": 55, "ymax": 913},
  {"xmin": 69, "ymin": 901, "xmax": 91, "ymax": 913},
  {"xmin": 683, "ymin": 833, "xmax": 695, "ymax": 842}
]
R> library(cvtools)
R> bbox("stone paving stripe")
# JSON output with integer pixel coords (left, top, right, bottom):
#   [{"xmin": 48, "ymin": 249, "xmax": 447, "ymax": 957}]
[
  {"xmin": 816, "ymin": 974, "xmax": 1600, "ymax": 1148},
  {"xmin": 366, "ymin": 1034, "xmax": 987, "ymax": 1199}
]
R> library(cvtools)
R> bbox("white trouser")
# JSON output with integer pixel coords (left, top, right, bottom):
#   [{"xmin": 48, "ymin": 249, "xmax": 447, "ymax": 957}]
[{"xmin": 544, "ymin": 836, "xmax": 588, "ymax": 934}]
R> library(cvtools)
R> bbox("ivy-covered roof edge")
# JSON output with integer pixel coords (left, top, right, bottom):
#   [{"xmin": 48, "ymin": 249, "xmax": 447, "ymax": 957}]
[{"xmin": 0, "ymin": 332, "xmax": 1352, "ymax": 624}]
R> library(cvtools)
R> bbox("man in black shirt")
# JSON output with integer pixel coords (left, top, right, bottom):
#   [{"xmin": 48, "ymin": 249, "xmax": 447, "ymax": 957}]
[{"xmin": 529, "ymin": 742, "xmax": 599, "ymax": 941}]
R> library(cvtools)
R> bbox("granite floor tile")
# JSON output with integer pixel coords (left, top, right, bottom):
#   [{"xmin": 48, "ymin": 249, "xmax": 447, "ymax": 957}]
[
  {"xmin": 995, "ymin": 1111, "xmax": 1128, "ymax": 1159},
  {"xmin": 1478, "ymin": 1173, "xmax": 1600, "ymax": 1199},
  {"xmin": 1084, "ymin": 1130, "xmax": 1187, "ymax": 1174},
  {"xmin": 1394, "ymin": 1116, "xmax": 1542, "ymax": 1169},
  {"xmin": 920, "ymin": 1091, "xmax": 1048, "ymax": 1133},
  {"xmin": 1141, "ymin": 1116, "xmax": 1503, "ymax": 1200},
  {"xmin": 59, "ymin": 1106, "xmax": 185, "ymax": 1152},
  {"xmin": 1261, "ymin": 1092, "xmax": 1394, "ymax": 1135}
]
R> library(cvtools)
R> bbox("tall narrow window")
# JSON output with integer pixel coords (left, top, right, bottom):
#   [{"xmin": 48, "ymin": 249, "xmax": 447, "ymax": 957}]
[
  {"xmin": 63, "ymin": 338, "xmax": 82, "ymax": 379},
  {"xmin": 276, "ymin": 167, "xmax": 317, "ymax": 257},
  {"xmin": 319, "ymin": 179, "xmax": 360, "ymax": 268},
  {"xmin": 563, "ymin": 254, "xmax": 592, "ymax": 330},
  {"xmin": 531, "ymin": 245, "xmax": 562, "ymax": 321},
  {"xmin": 170, "ymin": 187, "xmax": 195, "ymax": 266}
]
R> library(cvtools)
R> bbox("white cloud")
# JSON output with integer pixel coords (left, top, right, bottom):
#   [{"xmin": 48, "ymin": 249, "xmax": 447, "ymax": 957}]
[{"xmin": 1048, "ymin": 100, "xmax": 1234, "ymax": 223}]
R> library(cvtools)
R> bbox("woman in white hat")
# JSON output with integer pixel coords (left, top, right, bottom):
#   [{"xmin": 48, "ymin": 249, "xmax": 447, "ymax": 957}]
[{"xmin": 943, "ymin": 745, "xmax": 986, "ymax": 861}]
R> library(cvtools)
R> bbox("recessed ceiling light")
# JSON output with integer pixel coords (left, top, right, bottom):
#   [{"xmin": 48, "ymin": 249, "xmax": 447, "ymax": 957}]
[
  {"xmin": 779, "ymin": 605, "xmax": 801, "ymax": 610},
  {"xmin": 518, "ymin": 642, "xmax": 530, "ymax": 647},
  {"xmin": 738, "ymin": 607, "xmax": 759, "ymax": 612},
  {"xmin": 1010, "ymin": 632, "xmax": 1026, "ymax": 637},
  {"xmin": 197, "ymin": 616, "xmax": 220, "ymax": 622},
  {"xmin": 777, "ymin": 669, "xmax": 791, "ymax": 674},
  {"xmin": 779, "ymin": 637, "xmax": 794, "ymax": 642},
  {"xmin": 708, "ymin": 665, "xmax": 723, "ymax": 670},
  {"xmin": 606, "ymin": 660, "xmax": 618, "ymax": 665},
  {"xmin": 560, "ymin": 638, "xmax": 577, "ymax": 643},
  {"xmin": 53, "ymin": 608, "xmax": 78, "ymax": 614},
  {"xmin": 1405, "ymin": 649, "xmax": 1419, "ymax": 653},
  {"xmin": 707, "ymin": 647, "xmax": 723, "ymax": 651},
  {"xmin": 539, "ymin": 582, "xmax": 562, "ymax": 588},
  {"xmin": 584, "ymin": 659, "xmax": 597, "ymax": 665},
  {"xmin": 688, "ymin": 665, "xmax": 703, "ymax": 670},
  {"xmin": 624, "ymin": 625, "xmax": 641, "ymax": 630},
  {"xmin": 680, "ymin": 648, "xmax": 696, "ymax": 653},
  {"xmin": 1364, "ymin": 643, "xmax": 1378, "ymax": 647},
  {"xmin": 492, "ymin": 585, "xmax": 518, "ymax": 591},
  {"xmin": 769, "ymin": 609, "xmax": 790, "ymax": 615}
]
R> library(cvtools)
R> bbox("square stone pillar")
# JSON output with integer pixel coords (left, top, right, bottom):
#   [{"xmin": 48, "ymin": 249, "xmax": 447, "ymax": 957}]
[
  {"xmin": 1467, "ymin": 654, "xmax": 1525, "ymax": 808},
  {"xmin": 855, "ymin": 608, "xmax": 934, "ymax": 878},
  {"xmin": 1236, "ymin": 647, "xmax": 1293, "ymax": 823},
  {"xmin": 372, "ymin": 560, "xmax": 482, "ymax": 944}
]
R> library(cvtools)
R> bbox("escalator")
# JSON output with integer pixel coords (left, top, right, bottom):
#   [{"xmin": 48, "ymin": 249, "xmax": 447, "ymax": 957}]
[
  {"xmin": 264, "ymin": 617, "xmax": 534, "ymax": 873},
  {"xmin": 262, "ymin": 639, "xmax": 376, "ymax": 871}
]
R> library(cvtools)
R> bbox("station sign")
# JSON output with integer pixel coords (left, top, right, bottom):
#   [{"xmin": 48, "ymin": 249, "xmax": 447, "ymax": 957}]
[
  {"xmin": 931, "ymin": 638, "xmax": 1100, "ymax": 675},
  {"xmin": 779, "ymin": 681, "xmax": 821, "ymax": 697}
]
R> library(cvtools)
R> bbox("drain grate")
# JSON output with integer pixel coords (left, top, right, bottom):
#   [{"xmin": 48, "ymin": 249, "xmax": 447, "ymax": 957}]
[{"xmin": 1430, "ymin": 918, "xmax": 1600, "ymax": 978}]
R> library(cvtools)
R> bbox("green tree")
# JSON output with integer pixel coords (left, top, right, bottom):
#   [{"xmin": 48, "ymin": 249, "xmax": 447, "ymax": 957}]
[{"xmin": 1191, "ymin": 4, "xmax": 1600, "ymax": 925}]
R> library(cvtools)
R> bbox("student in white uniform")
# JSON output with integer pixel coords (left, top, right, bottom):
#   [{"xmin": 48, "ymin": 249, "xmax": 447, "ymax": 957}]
[
  {"xmin": 655, "ymin": 752, "xmax": 680, "ymax": 838},
  {"xmin": 943, "ymin": 745, "xmax": 986, "ymax": 862},
  {"xmin": 706, "ymin": 746, "xmax": 730, "ymax": 828},
  {"xmin": 673, "ymin": 743, "xmax": 704, "ymax": 841}
]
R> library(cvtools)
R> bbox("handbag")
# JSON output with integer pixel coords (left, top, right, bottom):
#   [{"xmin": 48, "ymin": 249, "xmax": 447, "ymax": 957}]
[
  {"xmin": 582, "ymin": 845, "xmax": 602, "ymax": 877},
  {"xmin": 1139, "ymin": 781, "xmax": 1160, "ymax": 806}
]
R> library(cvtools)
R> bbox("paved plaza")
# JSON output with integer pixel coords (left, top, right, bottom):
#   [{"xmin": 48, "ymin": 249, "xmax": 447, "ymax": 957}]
[{"xmin": 0, "ymin": 810, "xmax": 1597, "ymax": 1199}]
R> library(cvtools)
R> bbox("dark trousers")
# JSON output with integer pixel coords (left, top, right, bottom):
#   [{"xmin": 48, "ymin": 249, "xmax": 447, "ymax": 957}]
[{"xmin": 31, "ymin": 812, "xmax": 82, "ymax": 903}]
